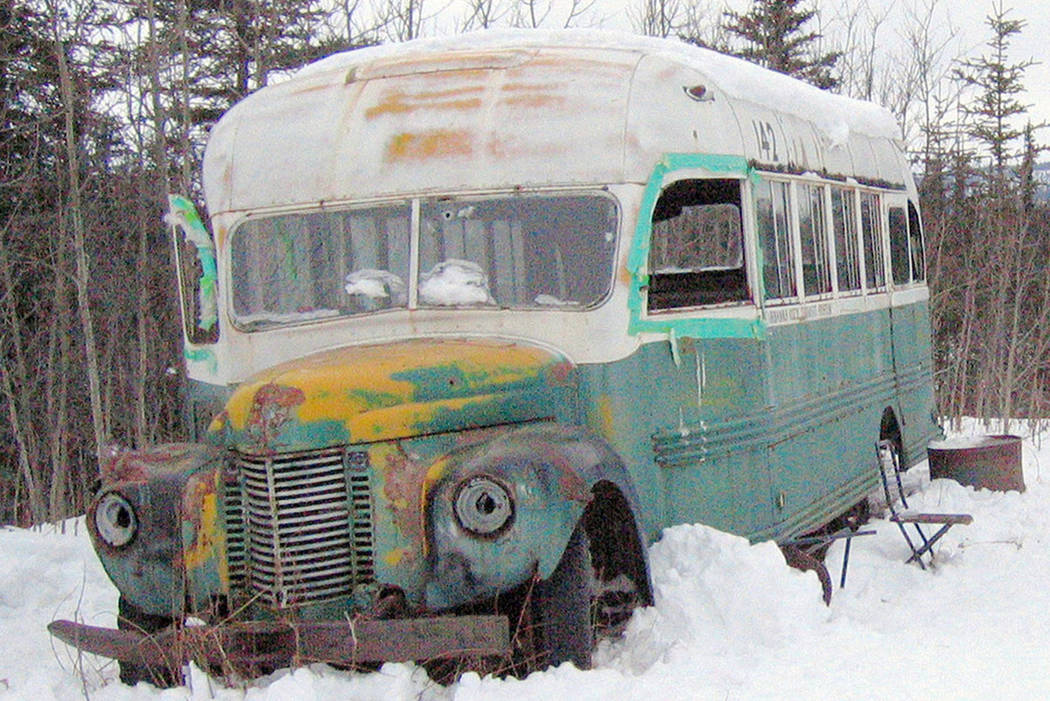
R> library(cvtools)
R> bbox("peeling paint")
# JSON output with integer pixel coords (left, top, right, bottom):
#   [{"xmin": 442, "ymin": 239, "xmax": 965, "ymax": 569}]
[
  {"xmin": 244, "ymin": 382, "xmax": 306, "ymax": 447},
  {"xmin": 216, "ymin": 339, "xmax": 576, "ymax": 453}
]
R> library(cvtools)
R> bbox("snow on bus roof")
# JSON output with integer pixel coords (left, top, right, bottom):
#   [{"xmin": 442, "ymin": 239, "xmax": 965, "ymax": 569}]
[{"xmin": 292, "ymin": 29, "xmax": 900, "ymax": 145}]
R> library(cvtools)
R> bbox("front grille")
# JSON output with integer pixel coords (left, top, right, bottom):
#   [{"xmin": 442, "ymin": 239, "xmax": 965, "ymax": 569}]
[{"xmin": 223, "ymin": 447, "xmax": 375, "ymax": 608}]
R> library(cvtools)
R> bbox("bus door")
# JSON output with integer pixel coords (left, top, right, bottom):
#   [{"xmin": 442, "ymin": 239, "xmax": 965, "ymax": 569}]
[{"xmin": 635, "ymin": 168, "xmax": 773, "ymax": 538}]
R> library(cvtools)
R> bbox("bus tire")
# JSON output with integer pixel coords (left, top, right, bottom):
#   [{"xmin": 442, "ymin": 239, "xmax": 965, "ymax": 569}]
[
  {"xmin": 116, "ymin": 596, "xmax": 178, "ymax": 688},
  {"xmin": 531, "ymin": 522, "xmax": 594, "ymax": 670}
]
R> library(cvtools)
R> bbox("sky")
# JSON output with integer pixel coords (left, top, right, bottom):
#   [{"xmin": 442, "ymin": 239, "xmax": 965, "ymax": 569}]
[{"xmin": 549, "ymin": 0, "xmax": 1050, "ymax": 143}]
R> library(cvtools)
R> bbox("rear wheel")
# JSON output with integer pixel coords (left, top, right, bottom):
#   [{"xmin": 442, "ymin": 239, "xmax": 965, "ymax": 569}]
[{"xmin": 116, "ymin": 596, "xmax": 178, "ymax": 688}]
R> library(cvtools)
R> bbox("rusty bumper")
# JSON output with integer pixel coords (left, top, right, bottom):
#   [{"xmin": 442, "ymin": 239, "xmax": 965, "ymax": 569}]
[{"xmin": 48, "ymin": 615, "xmax": 509, "ymax": 671}]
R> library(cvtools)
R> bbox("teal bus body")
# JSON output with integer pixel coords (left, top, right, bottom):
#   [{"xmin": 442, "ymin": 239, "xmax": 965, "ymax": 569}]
[{"xmin": 576, "ymin": 301, "xmax": 938, "ymax": 545}]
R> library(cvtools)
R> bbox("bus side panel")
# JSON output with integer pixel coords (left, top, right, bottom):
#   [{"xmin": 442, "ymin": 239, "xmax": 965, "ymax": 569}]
[
  {"xmin": 579, "ymin": 338, "xmax": 772, "ymax": 542},
  {"xmin": 764, "ymin": 310, "xmax": 895, "ymax": 537},
  {"xmin": 890, "ymin": 299, "xmax": 943, "ymax": 463}
]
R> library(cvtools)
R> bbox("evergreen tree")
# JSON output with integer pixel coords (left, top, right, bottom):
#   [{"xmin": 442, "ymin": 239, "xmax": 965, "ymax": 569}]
[
  {"xmin": 954, "ymin": 1, "xmax": 1034, "ymax": 183},
  {"xmin": 720, "ymin": 0, "xmax": 840, "ymax": 90}
]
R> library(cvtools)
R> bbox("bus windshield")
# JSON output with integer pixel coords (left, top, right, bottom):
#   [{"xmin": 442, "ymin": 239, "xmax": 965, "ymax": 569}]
[{"xmin": 230, "ymin": 193, "xmax": 618, "ymax": 328}]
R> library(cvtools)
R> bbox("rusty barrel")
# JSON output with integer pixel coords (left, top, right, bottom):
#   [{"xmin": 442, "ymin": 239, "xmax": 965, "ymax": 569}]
[{"xmin": 927, "ymin": 434, "xmax": 1024, "ymax": 492}]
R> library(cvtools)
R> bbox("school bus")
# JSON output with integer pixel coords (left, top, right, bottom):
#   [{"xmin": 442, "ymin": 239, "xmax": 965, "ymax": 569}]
[{"xmin": 49, "ymin": 30, "xmax": 938, "ymax": 683}]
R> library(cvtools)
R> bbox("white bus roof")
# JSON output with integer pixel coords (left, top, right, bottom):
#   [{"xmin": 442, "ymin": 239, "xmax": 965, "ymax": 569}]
[{"xmin": 203, "ymin": 30, "xmax": 907, "ymax": 218}]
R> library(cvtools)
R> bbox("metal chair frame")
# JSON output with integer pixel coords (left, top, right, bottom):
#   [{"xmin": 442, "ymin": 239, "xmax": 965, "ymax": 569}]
[{"xmin": 877, "ymin": 439, "xmax": 972, "ymax": 569}]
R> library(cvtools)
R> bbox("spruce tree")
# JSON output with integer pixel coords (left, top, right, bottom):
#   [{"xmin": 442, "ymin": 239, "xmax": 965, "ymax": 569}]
[{"xmin": 721, "ymin": 0, "xmax": 840, "ymax": 90}]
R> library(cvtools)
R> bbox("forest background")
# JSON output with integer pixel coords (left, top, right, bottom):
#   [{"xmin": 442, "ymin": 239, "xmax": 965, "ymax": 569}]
[{"xmin": 1, "ymin": 0, "xmax": 1046, "ymax": 525}]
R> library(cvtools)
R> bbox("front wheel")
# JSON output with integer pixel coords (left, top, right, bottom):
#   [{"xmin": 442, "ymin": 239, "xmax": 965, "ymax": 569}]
[
  {"xmin": 533, "ymin": 523, "xmax": 594, "ymax": 670},
  {"xmin": 510, "ymin": 523, "xmax": 594, "ymax": 673}
]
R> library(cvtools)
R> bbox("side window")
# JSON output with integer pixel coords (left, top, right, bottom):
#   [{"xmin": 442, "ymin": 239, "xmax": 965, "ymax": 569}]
[
  {"xmin": 647, "ymin": 179, "xmax": 749, "ymax": 311},
  {"xmin": 831, "ymin": 187, "xmax": 861, "ymax": 293},
  {"xmin": 755, "ymin": 178, "xmax": 796, "ymax": 302},
  {"xmin": 860, "ymin": 192, "xmax": 885, "ymax": 290},
  {"xmin": 798, "ymin": 183, "xmax": 831, "ymax": 297},
  {"xmin": 888, "ymin": 205, "xmax": 909, "ymax": 285},
  {"xmin": 908, "ymin": 201, "xmax": 926, "ymax": 282}
]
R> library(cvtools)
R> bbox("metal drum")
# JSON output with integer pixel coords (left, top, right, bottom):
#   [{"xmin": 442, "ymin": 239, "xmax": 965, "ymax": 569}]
[{"xmin": 927, "ymin": 434, "xmax": 1024, "ymax": 492}]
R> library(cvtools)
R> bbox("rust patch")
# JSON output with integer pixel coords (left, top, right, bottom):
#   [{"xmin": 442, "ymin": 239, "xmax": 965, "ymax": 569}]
[
  {"xmin": 618, "ymin": 263, "xmax": 634, "ymax": 287},
  {"xmin": 500, "ymin": 94, "xmax": 566, "ymax": 109},
  {"xmin": 499, "ymin": 81, "xmax": 564, "ymax": 92},
  {"xmin": 181, "ymin": 473, "xmax": 215, "ymax": 529},
  {"xmin": 100, "ymin": 451, "xmax": 149, "ymax": 483},
  {"xmin": 101, "ymin": 445, "xmax": 190, "ymax": 483},
  {"xmin": 387, "ymin": 130, "xmax": 473, "ymax": 161},
  {"xmin": 366, "ymin": 94, "xmax": 483, "ymax": 119},
  {"xmin": 554, "ymin": 454, "xmax": 592, "ymax": 504},
  {"xmin": 245, "ymin": 383, "xmax": 306, "ymax": 446},
  {"xmin": 486, "ymin": 138, "xmax": 561, "ymax": 160},
  {"xmin": 547, "ymin": 360, "xmax": 575, "ymax": 386},
  {"xmin": 290, "ymin": 82, "xmax": 335, "ymax": 96},
  {"xmin": 381, "ymin": 447, "xmax": 428, "ymax": 556}
]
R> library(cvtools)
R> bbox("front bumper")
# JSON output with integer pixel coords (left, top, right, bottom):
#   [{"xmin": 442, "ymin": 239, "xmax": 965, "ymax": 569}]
[{"xmin": 48, "ymin": 615, "xmax": 509, "ymax": 673}]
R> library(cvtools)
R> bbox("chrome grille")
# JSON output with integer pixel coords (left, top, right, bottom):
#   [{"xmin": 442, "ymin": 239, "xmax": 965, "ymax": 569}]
[
  {"xmin": 222, "ymin": 477, "xmax": 248, "ymax": 588},
  {"xmin": 225, "ymin": 448, "xmax": 374, "ymax": 608}
]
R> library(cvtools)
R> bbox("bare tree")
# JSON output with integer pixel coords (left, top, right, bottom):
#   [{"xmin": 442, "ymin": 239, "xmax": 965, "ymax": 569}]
[
  {"xmin": 459, "ymin": 0, "xmax": 506, "ymax": 31},
  {"xmin": 632, "ymin": 0, "xmax": 683, "ymax": 38},
  {"xmin": 49, "ymin": 0, "xmax": 109, "ymax": 475}
]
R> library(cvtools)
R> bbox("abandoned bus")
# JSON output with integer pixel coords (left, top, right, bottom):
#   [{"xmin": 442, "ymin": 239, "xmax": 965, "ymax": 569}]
[{"xmin": 50, "ymin": 30, "xmax": 938, "ymax": 683}]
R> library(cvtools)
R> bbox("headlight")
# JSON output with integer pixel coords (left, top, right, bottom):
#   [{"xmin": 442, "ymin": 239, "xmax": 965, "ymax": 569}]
[
  {"xmin": 94, "ymin": 491, "xmax": 138, "ymax": 548},
  {"xmin": 454, "ymin": 476, "xmax": 513, "ymax": 536}
]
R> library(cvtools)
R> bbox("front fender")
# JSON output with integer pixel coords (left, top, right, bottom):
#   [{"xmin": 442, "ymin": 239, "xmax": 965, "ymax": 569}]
[
  {"xmin": 423, "ymin": 423, "xmax": 643, "ymax": 610},
  {"xmin": 88, "ymin": 443, "xmax": 224, "ymax": 618}
]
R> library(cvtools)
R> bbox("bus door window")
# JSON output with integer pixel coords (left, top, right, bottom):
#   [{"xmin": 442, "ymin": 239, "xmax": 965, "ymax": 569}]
[
  {"xmin": 798, "ymin": 183, "xmax": 832, "ymax": 297},
  {"xmin": 907, "ymin": 200, "xmax": 926, "ymax": 282},
  {"xmin": 646, "ymin": 178, "xmax": 749, "ymax": 311},
  {"xmin": 755, "ymin": 179, "xmax": 796, "ymax": 303},
  {"xmin": 831, "ymin": 186, "xmax": 861, "ymax": 294},
  {"xmin": 860, "ymin": 192, "xmax": 885, "ymax": 291}
]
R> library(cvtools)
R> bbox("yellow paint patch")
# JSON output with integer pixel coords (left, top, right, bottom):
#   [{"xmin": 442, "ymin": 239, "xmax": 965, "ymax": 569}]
[
  {"xmin": 592, "ymin": 394, "xmax": 615, "ymax": 442},
  {"xmin": 184, "ymin": 490, "xmax": 220, "ymax": 575},
  {"xmin": 224, "ymin": 339, "xmax": 561, "ymax": 434},
  {"xmin": 386, "ymin": 130, "xmax": 473, "ymax": 161},
  {"xmin": 384, "ymin": 547, "xmax": 410, "ymax": 566}
]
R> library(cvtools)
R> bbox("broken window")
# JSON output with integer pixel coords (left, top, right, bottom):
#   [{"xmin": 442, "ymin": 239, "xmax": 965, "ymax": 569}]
[
  {"xmin": 231, "ymin": 203, "xmax": 412, "ymax": 327},
  {"xmin": 647, "ymin": 179, "xmax": 749, "ymax": 311},
  {"xmin": 419, "ymin": 195, "xmax": 616, "ymax": 309},
  {"xmin": 228, "ymin": 193, "xmax": 617, "ymax": 328}
]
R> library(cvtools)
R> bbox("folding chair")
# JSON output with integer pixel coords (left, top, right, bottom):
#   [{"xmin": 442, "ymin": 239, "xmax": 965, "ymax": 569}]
[{"xmin": 877, "ymin": 439, "xmax": 972, "ymax": 569}]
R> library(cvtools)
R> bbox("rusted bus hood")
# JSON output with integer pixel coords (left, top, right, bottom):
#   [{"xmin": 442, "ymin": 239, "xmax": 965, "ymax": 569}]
[{"xmin": 211, "ymin": 338, "xmax": 577, "ymax": 453}]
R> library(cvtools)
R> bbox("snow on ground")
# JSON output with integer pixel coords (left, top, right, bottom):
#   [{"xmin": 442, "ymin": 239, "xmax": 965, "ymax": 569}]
[{"xmin": 3, "ymin": 420, "xmax": 1049, "ymax": 700}]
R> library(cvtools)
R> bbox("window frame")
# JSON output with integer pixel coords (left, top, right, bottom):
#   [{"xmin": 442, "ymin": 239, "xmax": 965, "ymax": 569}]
[{"xmin": 225, "ymin": 188, "xmax": 622, "ymax": 331}]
